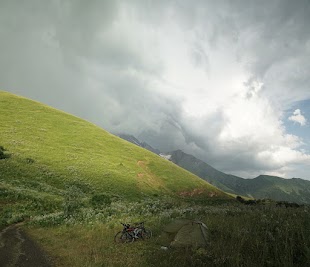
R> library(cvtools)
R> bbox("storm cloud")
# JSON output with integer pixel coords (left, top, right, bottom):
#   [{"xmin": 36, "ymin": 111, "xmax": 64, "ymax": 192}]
[{"xmin": 1, "ymin": 0, "xmax": 310, "ymax": 179}]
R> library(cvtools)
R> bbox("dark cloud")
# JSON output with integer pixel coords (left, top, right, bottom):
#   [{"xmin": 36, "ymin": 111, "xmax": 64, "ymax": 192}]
[{"xmin": 1, "ymin": 0, "xmax": 310, "ymax": 179}]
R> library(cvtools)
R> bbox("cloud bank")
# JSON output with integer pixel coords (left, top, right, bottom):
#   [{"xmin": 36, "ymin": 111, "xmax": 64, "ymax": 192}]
[{"xmin": 1, "ymin": 0, "xmax": 310, "ymax": 179}]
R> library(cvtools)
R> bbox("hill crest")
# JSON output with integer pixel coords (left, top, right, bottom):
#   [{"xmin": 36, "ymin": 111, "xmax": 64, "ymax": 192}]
[{"xmin": 0, "ymin": 91, "xmax": 227, "ymax": 200}]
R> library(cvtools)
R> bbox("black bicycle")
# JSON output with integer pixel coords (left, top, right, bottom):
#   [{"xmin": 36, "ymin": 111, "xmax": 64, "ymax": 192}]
[{"xmin": 114, "ymin": 222, "xmax": 152, "ymax": 243}]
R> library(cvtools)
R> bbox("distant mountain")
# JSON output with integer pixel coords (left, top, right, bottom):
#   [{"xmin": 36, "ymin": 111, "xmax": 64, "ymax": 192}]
[
  {"xmin": 117, "ymin": 134, "xmax": 160, "ymax": 155},
  {"xmin": 162, "ymin": 150, "xmax": 241, "ymax": 194},
  {"xmin": 164, "ymin": 150, "xmax": 310, "ymax": 204},
  {"xmin": 118, "ymin": 135, "xmax": 310, "ymax": 204}
]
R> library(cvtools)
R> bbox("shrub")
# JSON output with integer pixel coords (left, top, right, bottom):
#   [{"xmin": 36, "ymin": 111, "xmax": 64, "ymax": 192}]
[
  {"xmin": 26, "ymin": 157, "xmax": 35, "ymax": 164},
  {"xmin": 31, "ymin": 212, "xmax": 65, "ymax": 227},
  {"xmin": 63, "ymin": 185, "xmax": 83, "ymax": 217},
  {"xmin": 0, "ymin": 146, "xmax": 10, "ymax": 159},
  {"xmin": 90, "ymin": 194, "xmax": 112, "ymax": 209}
]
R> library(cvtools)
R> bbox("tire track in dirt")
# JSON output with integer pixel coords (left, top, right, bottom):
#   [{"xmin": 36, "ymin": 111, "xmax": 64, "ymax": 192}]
[{"xmin": 0, "ymin": 225, "xmax": 52, "ymax": 267}]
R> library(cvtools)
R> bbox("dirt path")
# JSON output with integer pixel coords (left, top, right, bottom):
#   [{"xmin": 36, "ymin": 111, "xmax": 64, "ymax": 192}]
[{"xmin": 0, "ymin": 225, "xmax": 53, "ymax": 267}]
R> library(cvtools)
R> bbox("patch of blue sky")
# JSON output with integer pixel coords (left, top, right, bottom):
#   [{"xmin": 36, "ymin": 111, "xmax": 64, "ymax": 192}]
[{"xmin": 283, "ymin": 99, "xmax": 310, "ymax": 153}]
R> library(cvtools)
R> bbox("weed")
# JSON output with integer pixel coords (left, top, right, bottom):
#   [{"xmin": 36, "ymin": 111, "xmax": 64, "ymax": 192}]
[
  {"xmin": 0, "ymin": 145, "xmax": 10, "ymax": 159},
  {"xmin": 90, "ymin": 194, "xmax": 112, "ymax": 209}
]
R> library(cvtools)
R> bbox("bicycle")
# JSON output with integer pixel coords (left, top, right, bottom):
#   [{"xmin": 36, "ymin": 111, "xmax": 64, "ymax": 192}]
[{"xmin": 114, "ymin": 222, "xmax": 152, "ymax": 243}]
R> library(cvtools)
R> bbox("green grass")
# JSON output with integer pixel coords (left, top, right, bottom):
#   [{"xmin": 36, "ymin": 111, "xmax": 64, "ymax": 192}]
[
  {"xmin": 26, "ymin": 201, "xmax": 310, "ymax": 267},
  {"xmin": 1, "ymin": 91, "xmax": 309, "ymax": 266},
  {"xmin": 0, "ymin": 91, "xmax": 228, "ymax": 227}
]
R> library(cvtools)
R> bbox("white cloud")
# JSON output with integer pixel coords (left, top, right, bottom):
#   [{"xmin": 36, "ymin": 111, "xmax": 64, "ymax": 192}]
[
  {"xmin": 1, "ymin": 0, "xmax": 310, "ymax": 179},
  {"xmin": 288, "ymin": 109, "xmax": 307, "ymax": 126}
]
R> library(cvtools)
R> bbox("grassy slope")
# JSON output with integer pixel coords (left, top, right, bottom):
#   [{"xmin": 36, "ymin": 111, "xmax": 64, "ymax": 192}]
[
  {"xmin": 0, "ymin": 91, "xmax": 227, "ymax": 204},
  {"xmin": 1, "ymin": 92, "xmax": 310, "ymax": 267},
  {"xmin": 243, "ymin": 175, "xmax": 310, "ymax": 203}
]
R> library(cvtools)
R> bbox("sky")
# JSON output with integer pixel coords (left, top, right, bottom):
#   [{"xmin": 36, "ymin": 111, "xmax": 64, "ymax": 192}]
[{"xmin": 1, "ymin": 0, "xmax": 310, "ymax": 179}]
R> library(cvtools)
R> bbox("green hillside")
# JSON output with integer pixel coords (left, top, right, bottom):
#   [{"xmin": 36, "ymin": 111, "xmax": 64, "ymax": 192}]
[
  {"xmin": 0, "ymin": 91, "xmax": 228, "ymax": 224},
  {"xmin": 1, "ymin": 92, "xmax": 310, "ymax": 267},
  {"xmin": 241, "ymin": 175, "xmax": 310, "ymax": 203}
]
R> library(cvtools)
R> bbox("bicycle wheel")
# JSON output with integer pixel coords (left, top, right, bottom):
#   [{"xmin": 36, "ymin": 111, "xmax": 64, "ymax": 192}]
[
  {"xmin": 115, "ymin": 231, "xmax": 135, "ymax": 243},
  {"xmin": 114, "ymin": 231, "xmax": 129, "ymax": 243},
  {"xmin": 142, "ymin": 229, "xmax": 152, "ymax": 239}
]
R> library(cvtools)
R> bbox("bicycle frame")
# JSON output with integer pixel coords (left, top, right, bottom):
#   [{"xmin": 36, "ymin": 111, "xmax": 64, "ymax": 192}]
[{"xmin": 114, "ymin": 221, "xmax": 152, "ymax": 243}]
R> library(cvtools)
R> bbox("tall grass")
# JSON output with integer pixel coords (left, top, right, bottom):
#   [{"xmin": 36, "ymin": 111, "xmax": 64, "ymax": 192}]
[{"xmin": 25, "ymin": 199, "xmax": 310, "ymax": 267}]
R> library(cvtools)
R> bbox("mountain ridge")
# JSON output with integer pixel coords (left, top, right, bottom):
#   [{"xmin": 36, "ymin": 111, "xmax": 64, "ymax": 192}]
[
  {"xmin": 118, "ymin": 135, "xmax": 310, "ymax": 204},
  {"xmin": 165, "ymin": 150, "xmax": 310, "ymax": 204}
]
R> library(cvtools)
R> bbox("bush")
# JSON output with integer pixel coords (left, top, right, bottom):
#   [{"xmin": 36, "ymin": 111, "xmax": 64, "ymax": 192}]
[
  {"xmin": 0, "ymin": 146, "xmax": 10, "ymax": 159},
  {"xmin": 90, "ymin": 194, "xmax": 112, "ymax": 209},
  {"xmin": 26, "ymin": 157, "xmax": 35, "ymax": 164},
  {"xmin": 31, "ymin": 212, "xmax": 65, "ymax": 227},
  {"xmin": 63, "ymin": 185, "xmax": 83, "ymax": 217}
]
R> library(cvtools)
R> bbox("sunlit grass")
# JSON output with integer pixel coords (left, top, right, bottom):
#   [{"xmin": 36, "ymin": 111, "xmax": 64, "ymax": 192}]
[
  {"xmin": 2, "ymin": 91, "xmax": 309, "ymax": 266},
  {"xmin": 0, "ymin": 91, "xmax": 228, "ymax": 227},
  {"xmin": 0, "ymin": 91, "xmax": 225, "ymax": 196}
]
